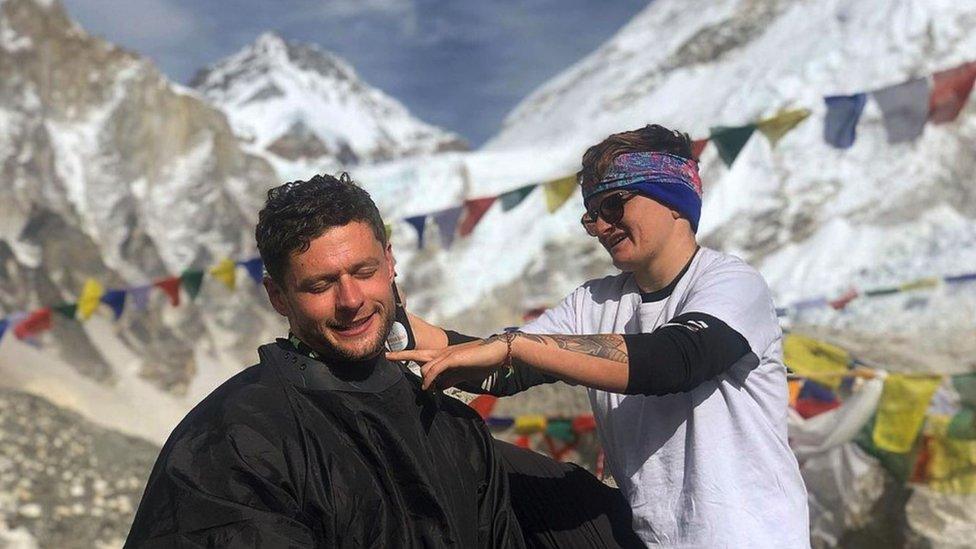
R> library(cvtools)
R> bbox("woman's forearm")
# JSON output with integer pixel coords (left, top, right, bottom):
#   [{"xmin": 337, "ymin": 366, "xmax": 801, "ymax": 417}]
[{"xmin": 509, "ymin": 333, "xmax": 630, "ymax": 393}]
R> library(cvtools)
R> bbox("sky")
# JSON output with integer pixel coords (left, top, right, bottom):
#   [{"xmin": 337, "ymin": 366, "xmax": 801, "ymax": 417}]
[{"xmin": 61, "ymin": 0, "xmax": 650, "ymax": 147}]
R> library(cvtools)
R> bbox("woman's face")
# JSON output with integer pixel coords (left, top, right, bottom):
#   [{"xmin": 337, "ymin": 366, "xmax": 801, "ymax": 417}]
[{"xmin": 586, "ymin": 192, "xmax": 680, "ymax": 273}]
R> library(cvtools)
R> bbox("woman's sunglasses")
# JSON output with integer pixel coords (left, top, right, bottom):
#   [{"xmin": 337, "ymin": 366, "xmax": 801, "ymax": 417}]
[{"xmin": 580, "ymin": 191, "xmax": 638, "ymax": 236}]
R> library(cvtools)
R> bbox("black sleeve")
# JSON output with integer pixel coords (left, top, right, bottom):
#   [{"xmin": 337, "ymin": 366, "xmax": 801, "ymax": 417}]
[
  {"xmin": 623, "ymin": 312, "xmax": 752, "ymax": 396},
  {"xmin": 446, "ymin": 330, "xmax": 559, "ymax": 396},
  {"xmin": 445, "ymin": 329, "xmax": 480, "ymax": 345}
]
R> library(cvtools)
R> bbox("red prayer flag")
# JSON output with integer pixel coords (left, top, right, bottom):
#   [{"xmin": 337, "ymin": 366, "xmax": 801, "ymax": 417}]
[
  {"xmin": 691, "ymin": 138, "xmax": 709, "ymax": 160},
  {"xmin": 515, "ymin": 435, "xmax": 531, "ymax": 449},
  {"xmin": 571, "ymin": 415, "xmax": 597, "ymax": 434},
  {"xmin": 154, "ymin": 276, "xmax": 182, "ymax": 307},
  {"xmin": 458, "ymin": 197, "xmax": 497, "ymax": 237},
  {"xmin": 794, "ymin": 398, "xmax": 841, "ymax": 419},
  {"xmin": 929, "ymin": 62, "xmax": 976, "ymax": 124},
  {"xmin": 468, "ymin": 395, "xmax": 498, "ymax": 419},
  {"xmin": 14, "ymin": 308, "xmax": 52, "ymax": 340},
  {"xmin": 522, "ymin": 306, "xmax": 547, "ymax": 322},
  {"xmin": 543, "ymin": 435, "xmax": 575, "ymax": 462},
  {"xmin": 909, "ymin": 435, "xmax": 932, "ymax": 484},
  {"xmin": 829, "ymin": 288, "xmax": 859, "ymax": 310}
]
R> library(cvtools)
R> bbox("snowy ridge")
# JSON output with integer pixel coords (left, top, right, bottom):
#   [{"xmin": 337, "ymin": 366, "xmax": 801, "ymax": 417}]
[
  {"xmin": 193, "ymin": 32, "xmax": 467, "ymax": 181},
  {"xmin": 446, "ymin": 0, "xmax": 976, "ymax": 338}
]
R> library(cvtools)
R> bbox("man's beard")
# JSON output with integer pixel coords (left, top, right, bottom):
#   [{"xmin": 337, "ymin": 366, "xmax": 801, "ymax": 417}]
[{"xmin": 307, "ymin": 306, "xmax": 396, "ymax": 363}]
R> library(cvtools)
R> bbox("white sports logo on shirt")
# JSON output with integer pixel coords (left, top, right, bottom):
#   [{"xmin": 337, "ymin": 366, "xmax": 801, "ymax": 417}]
[{"xmin": 659, "ymin": 319, "xmax": 709, "ymax": 332}]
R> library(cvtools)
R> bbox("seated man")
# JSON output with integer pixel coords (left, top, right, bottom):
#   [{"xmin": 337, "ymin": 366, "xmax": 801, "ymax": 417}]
[
  {"xmin": 125, "ymin": 174, "xmax": 526, "ymax": 547},
  {"xmin": 126, "ymin": 173, "xmax": 640, "ymax": 549}
]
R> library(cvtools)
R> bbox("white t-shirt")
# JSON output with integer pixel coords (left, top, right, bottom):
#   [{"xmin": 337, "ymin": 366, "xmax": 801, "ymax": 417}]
[{"xmin": 522, "ymin": 247, "xmax": 809, "ymax": 548}]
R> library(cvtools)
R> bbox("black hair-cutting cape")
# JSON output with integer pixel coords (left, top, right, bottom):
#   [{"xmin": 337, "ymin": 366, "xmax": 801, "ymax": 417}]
[{"xmin": 125, "ymin": 340, "xmax": 525, "ymax": 548}]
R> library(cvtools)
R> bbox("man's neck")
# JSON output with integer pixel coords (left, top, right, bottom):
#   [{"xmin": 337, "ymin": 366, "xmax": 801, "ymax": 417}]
[
  {"xmin": 633, "ymin": 235, "xmax": 699, "ymax": 293},
  {"xmin": 287, "ymin": 332, "xmax": 383, "ymax": 370}
]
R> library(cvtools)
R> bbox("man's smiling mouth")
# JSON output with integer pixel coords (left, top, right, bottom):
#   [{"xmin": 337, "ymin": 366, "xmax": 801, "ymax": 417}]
[{"xmin": 332, "ymin": 314, "xmax": 375, "ymax": 337}]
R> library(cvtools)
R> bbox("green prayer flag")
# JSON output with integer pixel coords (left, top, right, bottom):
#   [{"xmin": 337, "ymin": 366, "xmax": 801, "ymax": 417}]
[
  {"xmin": 865, "ymin": 286, "xmax": 900, "ymax": 297},
  {"xmin": 948, "ymin": 408, "xmax": 976, "ymax": 440},
  {"xmin": 953, "ymin": 373, "xmax": 976, "ymax": 408},
  {"xmin": 546, "ymin": 419, "xmax": 575, "ymax": 443},
  {"xmin": 53, "ymin": 303, "xmax": 78, "ymax": 320},
  {"xmin": 709, "ymin": 124, "xmax": 756, "ymax": 167},
  {"xmin": 855, "ymin": 415, "xmax": 922, "ymax": 482},
  {"xmin": 180, "ymin": 269, "xmax": 205, "ymax": 301},
  {"xmin": 500, "ymin": 185, "xmax": 536, "ymax": 212}
]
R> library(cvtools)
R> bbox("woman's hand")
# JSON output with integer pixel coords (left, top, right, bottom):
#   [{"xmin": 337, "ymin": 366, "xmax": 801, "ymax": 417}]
[{"xmin": 387, "ymin": 337, "xmax": 506, "ymax": 390}]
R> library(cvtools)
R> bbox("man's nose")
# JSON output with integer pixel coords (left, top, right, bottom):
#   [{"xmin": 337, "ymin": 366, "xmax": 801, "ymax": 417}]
[{"xmin": 335, "ymin": 277, "xmax": 365, "ymax": 311}]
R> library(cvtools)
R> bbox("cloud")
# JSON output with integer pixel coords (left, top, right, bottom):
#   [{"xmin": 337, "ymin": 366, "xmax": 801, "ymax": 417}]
[
  {"xmin": 62, "ymin": 0, "xmax": 201, "ymax": 50},
  {"xmin": 274, "ymin": 0, "xmax": 419, "ymax": 37}
]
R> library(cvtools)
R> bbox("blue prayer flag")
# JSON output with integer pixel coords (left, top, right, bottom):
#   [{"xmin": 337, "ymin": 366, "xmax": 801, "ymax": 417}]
[
  {"xmin": 823, "ymin": 93, "xmax": 867, "ymax": 149},
  {"xmin": 238, "ymin": 257, "xmax": 264, "ymax": 284},
  {"xmin": 405, "ymin": 215, "xmax": 427, "ymax": 249},
  {"xmin": 799, "ymin": 379, "xmax": 837, "ymax": 402},
  {"xmin": 432, "ymin": 206, "xmax": 463, "ymax": 249},
  {"xmin": 100, "ymin": 289, "xmax": 127, "ymax": 320}
]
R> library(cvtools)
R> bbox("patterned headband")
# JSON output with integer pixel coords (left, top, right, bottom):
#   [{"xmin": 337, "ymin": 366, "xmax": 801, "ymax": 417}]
[{"xmin": 581, "ymin": 152, "xmax": 702, "ymax": 202}]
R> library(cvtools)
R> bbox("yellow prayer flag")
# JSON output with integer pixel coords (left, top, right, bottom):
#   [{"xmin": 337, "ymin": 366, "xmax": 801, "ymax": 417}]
[
  {"xmin": 783, "ymin": 334, "xmax": 850, "ymax": 389},
  {"xmin": 514, "ymin": 414, "xmax": 548, "ymax": 435},
  {"xmin": 77, "ymin": 278, "xmax": 105, "ymax": 320},
  {"xmin": 209, "ymin": 258, "xmax": 237, "ymax": 291},
  {"xmin": 925, "ymin": 416, "xmax": 976, "ymax": 494},
  {"xmin": 756, "ymin": 108, "xmax": 811, "ymax": 147},
  {"xmin": 899, "ymin": 277, "xmax": 939, "ymax": 292},
  {"xmin": 384, "ymin": 223, "xmax": 393, "ymax": 241},
  {"xmin": 873, "ymin": 374, "xmax": 943, "ymax": 453},
  {"xmin": 544, "ymin": 175, "xmax": 577, "ymax": 213}
]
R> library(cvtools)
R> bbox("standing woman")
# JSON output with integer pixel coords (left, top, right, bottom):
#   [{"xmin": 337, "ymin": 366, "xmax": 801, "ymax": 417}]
[{"xmin": 390, "ymin": 124, "xmax": 810, "ymax": 548}]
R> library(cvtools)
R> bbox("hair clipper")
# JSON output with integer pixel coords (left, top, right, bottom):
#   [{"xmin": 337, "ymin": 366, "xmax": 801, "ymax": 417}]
[{"xmin": 386, "ymin": 281, "xmax": 416, "ymax": 352}]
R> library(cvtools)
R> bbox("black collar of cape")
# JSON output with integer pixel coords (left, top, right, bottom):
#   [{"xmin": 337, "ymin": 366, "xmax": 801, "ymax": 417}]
[
  {"xmin": 640, "ymin": 245, "xmax": 701, "ymax": 303},
  {"xmin": 258, "ymin": 339, "xmax": 404, "ymax": 393}
]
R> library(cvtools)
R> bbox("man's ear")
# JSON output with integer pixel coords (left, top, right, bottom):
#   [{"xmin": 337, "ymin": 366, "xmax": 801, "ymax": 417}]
[
  {"xmin": 385, "ymin": 242, "xmax": 396, "ymax": 282},
  {"xmin": 263, "ymin": 276, "xmax": 289, "ymax": 317},
  {"xmin": 671, "ymin": 209, "xmax": 681, "ymax": 220}
]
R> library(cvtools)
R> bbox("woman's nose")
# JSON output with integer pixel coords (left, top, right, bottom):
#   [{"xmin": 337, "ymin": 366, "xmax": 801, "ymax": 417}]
[{"xmin": 592, "ymin": 215, "xmax": 614, "ymax": 236}]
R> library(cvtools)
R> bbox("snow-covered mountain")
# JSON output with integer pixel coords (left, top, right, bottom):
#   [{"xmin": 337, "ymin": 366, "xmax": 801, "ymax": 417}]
[
  {"xmin": 3, "ymin": 0, "xmax": 976, "ymax": 545},
  {"xmin": 192, "ymin": 32, "xmax": 467, "ymax": 180},
  {"xmin": 404, "ymin": 0, "xmax": 976, "ymax": 351}
]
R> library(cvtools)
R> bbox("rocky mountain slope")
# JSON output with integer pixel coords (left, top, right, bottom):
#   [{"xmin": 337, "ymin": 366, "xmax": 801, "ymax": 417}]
[{"xmin": 0, "ymin": 0, "xmax": 289, "ymax": 427}]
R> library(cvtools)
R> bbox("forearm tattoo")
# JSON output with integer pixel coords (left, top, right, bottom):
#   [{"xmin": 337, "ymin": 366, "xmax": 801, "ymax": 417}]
[{"xmin": 512, "ymin": 333, "xmax": 628, "ymax": 364}]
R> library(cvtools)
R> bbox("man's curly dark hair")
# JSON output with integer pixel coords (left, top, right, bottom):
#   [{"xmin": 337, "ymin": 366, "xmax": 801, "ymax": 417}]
[{"xmin": 256, "ymin": 173, "xmax": 387, "ymax": 284}]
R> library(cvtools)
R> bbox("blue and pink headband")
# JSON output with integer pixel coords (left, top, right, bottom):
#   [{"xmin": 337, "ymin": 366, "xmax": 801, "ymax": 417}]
[{"xmin": 581, "ymin": 152, "xmax": 704, "ymax": 232}]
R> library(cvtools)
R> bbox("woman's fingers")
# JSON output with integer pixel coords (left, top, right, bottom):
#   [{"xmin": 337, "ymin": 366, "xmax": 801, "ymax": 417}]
[
  {"xmin": 421, "ymin": 355, "xmax": 455, "ymax": 390},
  {"xmin": 386, "ymin": 349, "xmax": 438, "ymax": 363}
]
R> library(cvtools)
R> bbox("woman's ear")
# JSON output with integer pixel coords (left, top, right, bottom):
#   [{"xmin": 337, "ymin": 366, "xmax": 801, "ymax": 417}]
[{"xmin": 671, "ymin": 209, "xmax": 681, "ymax": 219}]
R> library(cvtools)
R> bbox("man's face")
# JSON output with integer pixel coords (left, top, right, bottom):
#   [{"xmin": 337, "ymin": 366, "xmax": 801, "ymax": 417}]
[
  {"xmin": 265, "ymin": 221, "xmax": 396, "ymax": 362},
  {"xmin": 586, "ymin": 191, "xmax": 680, "ymax": 273}
]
